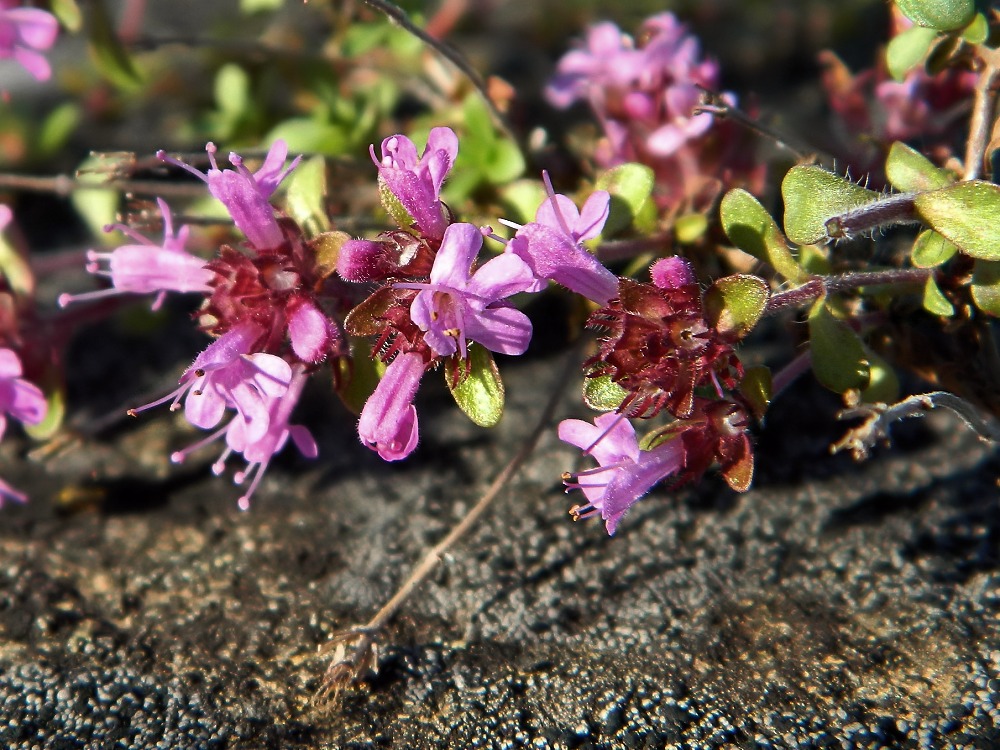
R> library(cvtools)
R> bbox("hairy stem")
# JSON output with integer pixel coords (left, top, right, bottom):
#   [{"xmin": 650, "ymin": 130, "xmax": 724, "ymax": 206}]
[
  {"xmin": 964, "ymin": 49, "xmax": 1000, "ymax": 181},
  {"xmin": 764, "ymin": 268, "xmax": 931, "ymax": 315}
]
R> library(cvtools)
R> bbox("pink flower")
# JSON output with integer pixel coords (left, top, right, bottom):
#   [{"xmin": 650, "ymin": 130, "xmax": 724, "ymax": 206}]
[
  {"xmin": 559, "ymin": 412, "xmax": 684, "ymax": 535},
  {"xmin": 157, "ymin": 141, "xmax": 300, "ymax": 250},
  {"xmin": 357, "ymin": 351, "xmax": 423, "ymax": 461},
  {"xmin": 0, "ymin": 346, "xmax": 47, "ymax": 508},
  {"xmin": 372, "ymin": 127, "xmax": 458, "ymax": 241},
  {"xmin": 58, "ymin": 199, "xmax": 214, "ymax": 311},
  {"xmin": 0, "ymin": 2, "xmax": 59, "ymax": 82},
  {"xmin": 0, "ymin": 346, "xmax": 46, "ymax": 443},
  {"xmin": 131, "ymin": 323, "xmax": 292, "ymax": 445},
  {"xmin": 402, "ymin": 222, "xmax": 534, "ymax": 359},
  {"xmin": 506, "ymin": 183, "xmax": 618, "ymax": 304},
  {"xmin": 215, "ymin": 366, "xmax": 317, "ymax": 510}
]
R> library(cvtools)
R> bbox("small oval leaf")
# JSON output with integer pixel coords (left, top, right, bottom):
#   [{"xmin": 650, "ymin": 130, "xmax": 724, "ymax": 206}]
[
  {"xmin": 922, "ymin": 275, "xmax": 955, "ymax": 316},
  {"xmin": 704, "ymin": 274, "xmax": 770, "ymax": 340},
  {"xmin": 885, "ymin": 142, "xmax": 955, "ymax": 193},
  {"xmin": 808, "ymin": 300, "xmax": 870, "ymax": 394},
  {"xmin": 720, "ymin": 188, "xmax": 808, "ymax": 282},
  {"xmin": 738, "ymin": 366, "xmax": 773, "ymax": 422},
  {"xmin": 913, "ymin": 181, "xmax": 1000, "ymax": 260},
  {"xmin": 971, "ymin": 259, "xmax": 1000, "ymax": 317},
  {"xmin": 284, "ymin": 155, "xmax": 331, "ymax": 238},
  {"xmin": 886, "ymin": 25, "xmax": 938, "ymax": 81},
  {"xmin": 448, "ymin": 345, "xmax": 505, "ymax": 427},
  {"xmin": 896, "ymin": 0, "xmax": 975, "ymax": 31},
  {"xmin": 583, "ymin": 373, "xmax": 629, "ymax": 412},
  {"xmin": 782, "ymin": 165, "xmax": 879, "ymax": 245},
  {"xmin": 595, "ymin": 162, "xmax": 655, "ymax": 238},
  {"xmin": 911, "ymin": 229, "xmax": 957, "ymax": 268}
]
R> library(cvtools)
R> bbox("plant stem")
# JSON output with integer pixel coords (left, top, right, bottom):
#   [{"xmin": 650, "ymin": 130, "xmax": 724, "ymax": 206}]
[
  {"xmin": 964, "ymin": 49, "xmax": 1000, "ymax": 181},
  {"xmin": 764, "ymin": 267, "xmax": 931, "ymax": 315}
]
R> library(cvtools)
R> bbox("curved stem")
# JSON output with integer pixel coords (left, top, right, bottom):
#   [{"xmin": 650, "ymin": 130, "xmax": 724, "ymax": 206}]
[{"xmin": 764, "ymin": 268, "xmax": 931, "ymax": 316}]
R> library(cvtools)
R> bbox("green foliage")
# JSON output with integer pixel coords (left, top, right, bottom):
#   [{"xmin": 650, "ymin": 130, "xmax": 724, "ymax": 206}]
[
  {"xmin": 885, "ymin": 142, "xmax": 955, "ymax": 193},
  {"xmin": 447, "ymin": 346, "xmax": 506, "ymax": 427},
  {"xmin": 499, "ymin": 180, "xmax": 548, "ymax": 225},
  {"xmin": 860, "ymin": 348, "xmax": 900, "ymax": 404},
  {"xmin": 913, "ymin": 181, "xmax": 1000, "ymax": 260},
  {"xmin": 336, "ymin": 337, "xmax": 383, "ymax": 415},
  {"xmin": 50, "ymin": 0, "xmax": 82, "ymax": 32},
  {"xmin": 910, "ymin": 229, "xmax": 957, "ymax": 268},
  {"xmin": 594, "ymin": 162, "xmax": 656, "ymax": 238},
  {"xmin": 85, "ymin": 0, "xmax": 142, "ymax": 90},
  {"xmin": 886, "ymin": 25, "xmax": 938, "ymax": 81},
  {"xmin": 781, "ymin": 166, "xmax": 879, "ymax": 245},
  {"xmin": 70, "ymin": 154, "xmax": 120, "ymax": 245},
  {"xmin": 739, "ymin": 366, "xmax": 772, "ymax": 421},
  {"xmin": 895, "ymin": 0, "xmax": 975, "ymax": 31},
  {"xmin": 808, "ymin": 300, "xmax": 870, "ymax": 394},
  {"xmin": 970, "ymin": 260, "xmax": 1000, "ymax": 316},
  {"xmin": 720, "ymin": 188, "xmax": 808, "ymax": 282},
  {"xmin": 582, "ymin": 374, "xmax": 629, "ymax": 412},
  {"xmin": 284, "ymin": 155, "xmax": 332, "ymax": 238},
  {"xmin": 704, "ymin": 275, "xmax": 770, "ymax": 340},
  {"xmin": 922, "ymin": 275, "xmax": 955, "ymax": 316}
]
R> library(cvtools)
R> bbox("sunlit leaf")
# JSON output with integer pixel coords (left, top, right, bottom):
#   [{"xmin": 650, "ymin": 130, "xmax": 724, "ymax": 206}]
[
  {"xmin": 808, "ymin": 299, "xmax": 870, "ymax": 393},
  {"xmin": 922, "ymin": 275, "xmax": 955, "ymax": 316},
  {"xmin": 896, "ymin": 0, "xmax": 975, "ymax": 31},
  {"xmin": 971, "ymin": 259, "xmax": 1000, "ymax": 316},
  {"xmin": 720, "ymin": 188, "xmax": 808, "ymax": 282},
  {"xmin": 582, "ymin": 373, "xmax": 628, "ymax": 412},
  {"xmin": 704, "ymin": 274, "xmax": 770, "ymax": 340},
  {"xmin": 886, "ymin": 25, "xmax": 938, "ymax": 80},
  {"xmin": 782, "ymin": 165, "xmax": 879, "ymax": 245},
  {"xmin": 910, "ymin": 229, "xmax": 957, "ymax": 268},
  {"xmin": 913, "ymin": 181, "xmax": 1000, "ymax": 260},
  {"xmin": 739, "ymin": 366, "xmax": 772, "ymax": 421},
  {"xmin": 595, "ymin": 162, "xmax": 655, "ymax": 238},
  {"xmin": 447, "ymin": 345, "xmax": 505, "ymax": 427},
  {"xmin": 284, "ymin": 155, "xmax": 331, "ymax": 238},
  {"xmin": 885, "ymin": 142, "xmax": 955, "ymax": 192}
]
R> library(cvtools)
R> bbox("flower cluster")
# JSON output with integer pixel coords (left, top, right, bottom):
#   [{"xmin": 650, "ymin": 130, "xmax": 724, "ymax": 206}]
[
  {"xmin": 62, "ymin": 141, "xmax": 336, "ymax": 509},
  {"xmin": 546, "ymin": 12, "xmax": 763, "ymax": 213},
  {"xmin": 0, "ymin": 346, "xmax": 46, "ymax": 505},
  {"xmin": 559, "ymin": 256, "xmax": 755, "ymax": 534}
]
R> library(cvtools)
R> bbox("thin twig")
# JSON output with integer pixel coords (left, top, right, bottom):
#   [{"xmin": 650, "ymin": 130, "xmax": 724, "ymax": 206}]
[
  {"xmin": 312, "ymin": 347, "xmax": 578, "ymax": 707},
  {"xmin": 963, "ymin": 49, "xmax": 1000, "ymax": 181},
  {"xmin": 361, "ymin": 0, "xmax": 519, "ymax": 146}
]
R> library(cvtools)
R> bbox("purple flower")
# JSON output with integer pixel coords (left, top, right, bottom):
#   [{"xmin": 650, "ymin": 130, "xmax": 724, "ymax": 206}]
[
  {"xmin": 358, "ymin": 351, "xmax": 424, "ymax": 461},
  {"xmin": 131, "ymin": 322, "xmax": 292, "ymax": 445},
  {"xmin": 157, "ymin": 141, "xmax": 300, "ymax": 250},
  {"xmin": 58, "ymin": 199, "xmax": 214, "ymax": 311},
  {"xmin": 217, "ymin": 365, "xmax": 317, "ymax": 510},
  {"xmin": 545, "ymin": 21, "xmax": 643, "ymax": 110},
  {"xmin": 372, "ymin": 127, "xmax": 458, "ymax": 241},
  {"xmin": 0, "ymin": 2, "xmax": 59, "ymax": 82},
  {"xmin": 506, "ymin": 186, "xmax": 618, "ymax": 305},
  {"xmin": 0, "ymin": 346, "xmax": 46, "ymax": 443},
  {"xmin": 559, "ymin": 412, "xmax": 684, "ymax": 535},
  {"xmin": 0, "ymin": 346, "xmax": 46, "ymax": 508},
  {"xmin": 401, "ymin": 222, "xmax": 534, "ymax": 359}
]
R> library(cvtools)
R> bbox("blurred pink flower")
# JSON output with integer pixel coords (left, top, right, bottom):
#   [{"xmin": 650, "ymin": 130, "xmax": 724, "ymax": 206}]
[{"xmin": 0, "ymin": 2, "xmax": 58, "ymax": 82}]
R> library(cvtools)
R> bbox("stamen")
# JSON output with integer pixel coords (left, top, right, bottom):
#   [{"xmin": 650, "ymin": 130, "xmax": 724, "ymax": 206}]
[{"xmin": 542, "ymin": 170, "xmax": 572, "ymax": 238}]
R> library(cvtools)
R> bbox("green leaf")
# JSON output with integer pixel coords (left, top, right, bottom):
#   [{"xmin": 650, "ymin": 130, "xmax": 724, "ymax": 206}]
[
  {"xmin": 595, "ymin": 163, "xmax": 655, "ymax": 238},
  {"xmin": 808, "ymin": 300, "xmax": 870, "ymax": 394},
  {"xmin": 51, "ymin": 0, "xmax": 82, "ymax": 32},
  {"xmin": 962, "ymin": 12, "xmax": 989, "ymax": 43},
  {"xmin": 971, "ymin": 259, "xmax": 1000, "ymax": 316},
  {"xmin": 0, "ymin": 229, "xmax": 32, "ymax": 299},
  {"xmin": 913, "ymin": 181, "xmax": 1000, "ymax": 260},
  {"xmin": 720, "ymin": 188, "xmax": 808, "ymax": 282},
  {"xmin": 886, "ymin": 25, "xmax": 938, "ymax": 80},
  {"xmin": 378, "ymin": 175, "xmax": 416, "ymax": 232},
  {"xmin": 739, "ymin": 366, "xmax": 772, "ymax": 421},
  {"xmin": 483, "ymin": 138, "xmax": 525, "ymax": 185},
  {"xmin": 499, "ymin": 179, "xmax": 547, "ymax": 224},
  {"xmin": 860, "ymin": 348, "xmax": 900, "ymax": 404},
  {"xmin": 283, "ymin": 155, "xmax": 330, "ymax": 238},
  {"xmin": 885, "ymin": 142, "xmax": 955, "ymax": 192},
  {"xmin": 781, "ymin": 165, "xmax": 879, "ymax": 245},
  {"xmin": 896, "ymin": 0, "xmax": 975, "ymax": 30},
  {"xmin": 704, "ymin": 274, "xmax": 770, "ymax": 340},
  {"xmin": 86, "ymin": 0, "xmax": 142, "ymax": 90},
  {"xmin": 241, "ymin": 0, "xmax": 284, "ymax": 11},
  {"xmin": 335, "ymin": 336, "xmax": 382, "ymax": 415},
  {"xmin": 448, "ymin": 346, "xmax": 505, "ymax": 427},
  {"xmin": 672, "ymin": 213, "xmax": 706, "ymax": 244},
  {"xmin": 265, "ymin": 118, "xmax": 350, "ymax": 156},
  {"xmin": 215, "ymin": 64, "xmax": 250, "ymax": 117},
  {"xmin": 582, "ymin": 373, "xmax": 628, "ymax": 412},
  {"xmin": 37, "ymin": 104, "xmax": 81, "ymax": 159},
  {"xmin": 911, "ymin": 229, "xmax": 957, "ymax": 268},
  {"xmin": 922, "ymin": 275, "xmax": 955, "ymax": 316}
]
